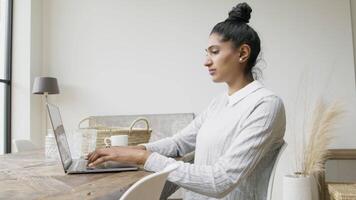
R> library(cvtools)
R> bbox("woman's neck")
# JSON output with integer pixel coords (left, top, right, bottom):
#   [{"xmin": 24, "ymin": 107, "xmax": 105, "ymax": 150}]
[{"xmin": 227, "ymin": 74, "xmax": 254, "ymax": 96}]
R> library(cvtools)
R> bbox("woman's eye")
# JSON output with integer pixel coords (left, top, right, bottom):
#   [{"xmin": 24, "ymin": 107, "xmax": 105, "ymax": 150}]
[{"xmin": 205, "ymin": 49, "xmax": 219, "ymax": 56}]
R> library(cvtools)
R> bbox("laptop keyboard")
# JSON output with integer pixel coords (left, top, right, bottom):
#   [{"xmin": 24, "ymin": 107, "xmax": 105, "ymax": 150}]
[{"xmin": 72, "ymin": 159, "xmax": 88, "ymax": 171}]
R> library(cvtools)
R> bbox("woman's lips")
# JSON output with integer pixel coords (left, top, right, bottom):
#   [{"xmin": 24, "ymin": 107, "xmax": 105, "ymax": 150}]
[{"xmin": 209, "ymin": 69, "xmax": 216, "ymax": 75}]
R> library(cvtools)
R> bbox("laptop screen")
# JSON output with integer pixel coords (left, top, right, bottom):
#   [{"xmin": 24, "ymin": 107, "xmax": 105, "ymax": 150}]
[{"xmin": 47, "ymin": 103, "xmax": 72, "ymax": 171}]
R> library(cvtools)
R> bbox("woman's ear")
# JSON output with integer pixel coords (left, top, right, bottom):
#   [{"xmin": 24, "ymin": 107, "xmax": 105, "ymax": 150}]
[{"xmin": 238, "ymin": 44, "xmax": 251, "ymax": 63}]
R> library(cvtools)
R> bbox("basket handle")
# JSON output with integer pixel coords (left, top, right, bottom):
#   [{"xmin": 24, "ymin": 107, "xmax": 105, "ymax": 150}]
[
  {"xmin": 78, "ymin": 117, "xmax": 108, "ymax": 130},
  {"xmin": 128, "ymin": 117, "xmax": 150, "ymax": 134},
  {"xmin": 78, "ymin": 117, "xmax": 91, "ymax": 129}
]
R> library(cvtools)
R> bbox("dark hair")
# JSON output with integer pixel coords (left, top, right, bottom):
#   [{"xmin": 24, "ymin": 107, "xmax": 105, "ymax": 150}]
[{"xmin": 211, "ymin": 2, "xmax": 261, "ymax": 76}]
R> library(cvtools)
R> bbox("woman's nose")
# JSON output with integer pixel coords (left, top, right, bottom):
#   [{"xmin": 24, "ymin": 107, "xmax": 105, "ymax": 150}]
[{"xmin": 204, "ymin": 58, "xmax": 212, "ymax": 67}]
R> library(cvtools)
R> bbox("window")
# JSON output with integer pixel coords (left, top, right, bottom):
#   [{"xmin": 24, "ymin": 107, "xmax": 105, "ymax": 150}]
[
  {"xmin": 0, "ymin": 84, "xmax": 4, "ymax": 154},
  {"xmin": 0, "ymin": 0, "xmax": 12, "ymax": 154}
]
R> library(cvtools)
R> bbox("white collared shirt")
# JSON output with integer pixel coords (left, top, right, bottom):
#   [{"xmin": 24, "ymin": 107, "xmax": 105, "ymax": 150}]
[{"xmin": 144, "ymin": 80, "xmax": 286, "ymax": 200}]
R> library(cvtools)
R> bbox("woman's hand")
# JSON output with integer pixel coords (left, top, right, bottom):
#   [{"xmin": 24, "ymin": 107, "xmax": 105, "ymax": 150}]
[
  {"xmin": 127, "ymin": 145, "xmax": 146, "ymax": 150},
  {"xmin": 86, "ymin": 146, "xmax": 151, "ymax": 167}
]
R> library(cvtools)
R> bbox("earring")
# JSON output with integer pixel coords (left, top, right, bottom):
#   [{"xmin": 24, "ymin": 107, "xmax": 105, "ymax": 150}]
[{"xmin": 239, "ymin": 58, "xmax": 243, "ymax": 62}]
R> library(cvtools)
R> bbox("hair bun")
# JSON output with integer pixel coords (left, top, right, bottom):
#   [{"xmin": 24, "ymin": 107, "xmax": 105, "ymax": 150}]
[{"xmin": 227, "ymin": 2, "xmax": 252, "ymax": 23}]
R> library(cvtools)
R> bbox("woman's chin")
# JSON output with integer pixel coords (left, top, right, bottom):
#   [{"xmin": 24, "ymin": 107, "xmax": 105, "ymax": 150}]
[{"xmin": 211, "ymin": 76, "xmax": 223, "ymax": 83}]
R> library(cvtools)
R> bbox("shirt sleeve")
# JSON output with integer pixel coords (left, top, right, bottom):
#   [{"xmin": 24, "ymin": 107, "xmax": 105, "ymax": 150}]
[
  {"xmin": 143, "ymin": 96, "xmax": 286, "ymax": 198},
  {"xmin": 143, "ymin": 96, "xmax": 219, "ymax": 157}
]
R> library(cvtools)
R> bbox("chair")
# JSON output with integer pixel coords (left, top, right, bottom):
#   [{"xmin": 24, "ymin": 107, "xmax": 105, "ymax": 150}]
[
  {"xmin": 13, "ymin": 139, "xmax": 38, "ymax": 152},
  {"xmin": 319, "ymin": 149, "xmax": 356, "ymax": 200},
  {"xmin": 266, "ymin": 142, "xmax": 287, "ymax": 200},
  {"xmin": 119, "ymin": 164, "xmax": 179, "ymax": 200}
]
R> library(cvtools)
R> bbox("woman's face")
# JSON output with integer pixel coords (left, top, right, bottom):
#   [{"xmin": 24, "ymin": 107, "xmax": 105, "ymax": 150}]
[{"xmin": 204, "ymin": 33, "xmax": 243, "ymax": 83}]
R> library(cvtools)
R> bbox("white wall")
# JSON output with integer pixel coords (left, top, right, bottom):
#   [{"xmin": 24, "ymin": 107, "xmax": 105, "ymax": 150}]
[
  {"xmin": 42, "ymin": 0, "xmax": 225, "ymax": 121},
  {"xmin": 12, "ymin": 0, "xmax": 32, "ymax": 145},
  {"xmin": 323, "ymin": 0, "xmax": 356, "ymax": 185},
  {"xmin": 30, "ymin": 0, "xmax": 44, "ymax": 148},
  {"xmin": 12, "ymin": 0, "xmax": 43, "ymax": 149},
  {"xmin": 351, "ymin": 0, "xmax": 356, "ymax": 87},
  {"xmin": 21, "ymin": 0, "xmax": 356, "ymax": 199}
]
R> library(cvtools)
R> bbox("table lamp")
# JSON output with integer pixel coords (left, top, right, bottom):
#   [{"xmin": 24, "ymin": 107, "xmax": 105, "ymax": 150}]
[
  {"xmin": 32, "ymin": 77, "xmax": 60, "ymax": 136},
  {"xmin": 32, "ymin": 77, "xmax": 60, "ymax": 103}
]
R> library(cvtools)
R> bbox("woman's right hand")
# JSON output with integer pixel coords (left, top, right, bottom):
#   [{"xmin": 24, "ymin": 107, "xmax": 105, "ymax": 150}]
[{"xmin": 86, "ymin": 146, "xmax": 150, "ymax": 167}]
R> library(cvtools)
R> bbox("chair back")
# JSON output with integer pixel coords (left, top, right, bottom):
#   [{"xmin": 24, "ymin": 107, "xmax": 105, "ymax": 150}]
[
  {"xmin": 119, "ymin": 164, "xmax": 179, "ymax": 200},
  {"xmin": 13, "ymin": 139, "xmax": 38, "ymax": 152},
  {"xmin": 266, "ymin": 142, "xmax": 287, "ymax": 200}
]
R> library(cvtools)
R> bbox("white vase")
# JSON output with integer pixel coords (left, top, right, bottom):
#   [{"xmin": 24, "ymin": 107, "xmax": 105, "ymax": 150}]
[
  {"xmin": 45, "ymin": 129, "xmax": 60, "ymax": 161},
  {"xmin": 283, "ymin": 174, "xmax": 312, "ymax": 200}
]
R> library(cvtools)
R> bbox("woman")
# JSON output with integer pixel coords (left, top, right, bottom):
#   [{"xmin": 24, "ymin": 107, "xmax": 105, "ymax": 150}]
[{"xmin": 87, "ymin": 2, "xmax": 286, "ymax": 200}]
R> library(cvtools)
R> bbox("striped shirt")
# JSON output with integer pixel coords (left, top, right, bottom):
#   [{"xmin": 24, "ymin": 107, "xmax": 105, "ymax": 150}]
[{"xmin": 143, "ymin": 80, "xmax": 286, "ymax": 200}]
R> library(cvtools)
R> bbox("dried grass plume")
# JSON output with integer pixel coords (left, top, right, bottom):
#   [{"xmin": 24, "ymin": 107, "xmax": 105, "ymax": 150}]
[{"xmin": 300, "ymin": 99, "xmax": 344, "ymax": 176}]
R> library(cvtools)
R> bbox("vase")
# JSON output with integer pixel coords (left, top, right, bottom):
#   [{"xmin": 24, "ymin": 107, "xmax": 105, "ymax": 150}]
[
  {"xmin": 45, "ymin": 129, "xmax": 60, "ymax": 161},
  {"xmin": 283, "ymin": 174, "xmax": 313, "ymax": 200}
]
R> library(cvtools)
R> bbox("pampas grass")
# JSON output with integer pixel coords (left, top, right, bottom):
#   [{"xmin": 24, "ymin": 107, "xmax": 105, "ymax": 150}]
[{"xmin": 300, "ymin": 99, "xmax": 344, "ymax": 176}]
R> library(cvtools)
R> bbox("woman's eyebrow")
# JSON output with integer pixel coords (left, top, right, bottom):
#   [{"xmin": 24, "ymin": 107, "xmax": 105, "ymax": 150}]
[{"xmin": 206, "ymin": 45, "xmax": 219, "ymax": 51}]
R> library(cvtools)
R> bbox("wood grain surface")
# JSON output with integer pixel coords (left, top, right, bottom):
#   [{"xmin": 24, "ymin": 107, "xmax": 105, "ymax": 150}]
[{"xmin": 0, "ymin": 149, "xmax": 150, "ymax": 200}]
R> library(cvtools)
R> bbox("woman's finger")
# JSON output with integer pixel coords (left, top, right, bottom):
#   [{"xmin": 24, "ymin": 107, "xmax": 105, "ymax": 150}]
[
  {"xmin": 85, "ymin": 151, "xmax": 94, "ymax": 160},
  {"xmin": 88, "ymin": 148, "xmax": 105, "ymax": 162},
  {"xmin": 88, "ymin": 156, "xmax": 111, "ymax": 167},
  {"xmin": 87, "ymin": 151, "xmax": 95, "ymax": 162},
  {"xmin": 88, "ymin": 148, "xmax": 113, "ymax": 164},
  {"xmin": 88, "ymin": 152, "xmax": 99, "ymax": 164}
]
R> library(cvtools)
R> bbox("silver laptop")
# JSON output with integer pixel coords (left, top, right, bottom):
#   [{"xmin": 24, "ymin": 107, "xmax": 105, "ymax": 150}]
[{"xmin": 46, "ymin": 103, "xmax": 139, "ymax": 174}]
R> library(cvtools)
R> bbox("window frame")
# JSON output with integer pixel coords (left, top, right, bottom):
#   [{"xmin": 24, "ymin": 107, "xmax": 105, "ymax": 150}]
[{"xmin": 0, "ymin": 0, "xmax": 13, "ymax": 154}]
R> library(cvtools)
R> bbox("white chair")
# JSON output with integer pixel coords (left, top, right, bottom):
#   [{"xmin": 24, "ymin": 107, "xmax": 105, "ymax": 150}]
[
  {"xmin": 13, "ymin": 139, "xmax": 38, "ymax": 152},
  {"xmin": 266, "ymin": 142, "xmax": 287, "ymax": 200},
  {"xmin": 119, "ymin": 164, "xmax": 179, "ymax": 200}
]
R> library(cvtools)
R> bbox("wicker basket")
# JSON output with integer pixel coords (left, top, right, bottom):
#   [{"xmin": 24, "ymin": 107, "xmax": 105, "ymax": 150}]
[{"xmin": 78, "ymin": 117, "xmax": 152, "ymax": 149}]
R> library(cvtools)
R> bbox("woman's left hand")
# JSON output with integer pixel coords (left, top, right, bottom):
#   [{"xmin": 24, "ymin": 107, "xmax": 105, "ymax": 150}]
[{"xmin": 86, "ymin": 146, "xmax": 151, "ymax": 167}]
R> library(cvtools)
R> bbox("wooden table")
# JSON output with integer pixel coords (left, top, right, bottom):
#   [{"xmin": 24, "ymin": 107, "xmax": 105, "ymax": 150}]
[{"xmin": 0, "ymin": 149, "xmax": 150, "ymax": 200}]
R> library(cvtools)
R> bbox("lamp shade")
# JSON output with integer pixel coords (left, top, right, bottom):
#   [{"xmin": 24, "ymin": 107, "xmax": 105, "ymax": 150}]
[{"xmin": 32, "ymin": 77, "xmax": 60, "ymax": 95}]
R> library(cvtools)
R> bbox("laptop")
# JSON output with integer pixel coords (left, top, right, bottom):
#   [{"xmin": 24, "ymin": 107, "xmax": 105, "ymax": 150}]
[{"xmin": 46, "ymin": 103, "xmax": 139, "ymax": 174}]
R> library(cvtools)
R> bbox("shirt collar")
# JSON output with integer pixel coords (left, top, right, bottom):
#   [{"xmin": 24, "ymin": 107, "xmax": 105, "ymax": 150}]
[{"xmin": 226, "ymin": 80, "xmax": 263, "ymax": 107}]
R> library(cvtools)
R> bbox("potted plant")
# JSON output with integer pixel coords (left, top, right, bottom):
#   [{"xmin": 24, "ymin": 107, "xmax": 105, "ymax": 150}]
[{"xmin": 283, "ymin": 99, "xmax": 344, "ymax": 200}]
